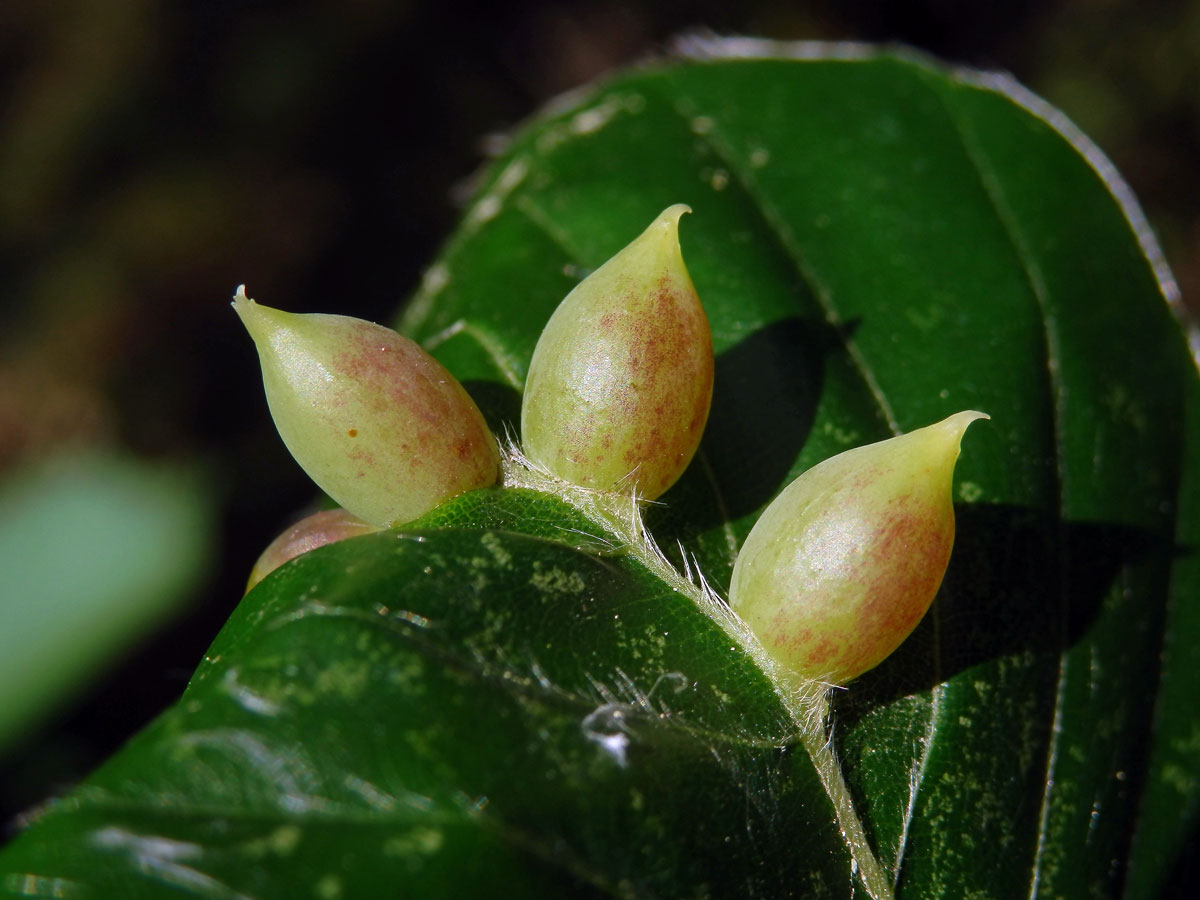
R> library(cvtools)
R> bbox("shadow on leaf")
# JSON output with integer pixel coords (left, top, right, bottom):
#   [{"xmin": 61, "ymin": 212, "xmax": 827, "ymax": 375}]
[
  {"xmin": 841, "ymin": 503, "xmax": 1161, "ymax": 715},
  {"xmin": 461, "ymin": 379, "xmax": 522, "ymax": 438},
  {"xmin": 646, "ymin": 316, "xmax": 849, "ymax": 556}
]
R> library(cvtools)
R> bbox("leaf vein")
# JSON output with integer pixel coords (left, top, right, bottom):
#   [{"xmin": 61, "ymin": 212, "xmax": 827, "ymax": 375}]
[
  {"xmin": 421, "ymin": 318, "xmax": 525, "ymax": 389},
  {"xmin": 921, "ymin": 78, "xmax": 1071, "ymax": 899},
  {"xmin": 514, "ymin": 194, "xmax": 593, "ymax": 265},
  {"xmin": 667, "ymin": 100, "xmax": 901, "ymax": 436}
]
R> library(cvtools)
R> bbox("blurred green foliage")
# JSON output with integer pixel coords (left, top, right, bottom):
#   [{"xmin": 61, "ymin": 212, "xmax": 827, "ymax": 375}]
[{"xmin": 0, "ymin": 452, "xmax": 213, "ymax": 753}]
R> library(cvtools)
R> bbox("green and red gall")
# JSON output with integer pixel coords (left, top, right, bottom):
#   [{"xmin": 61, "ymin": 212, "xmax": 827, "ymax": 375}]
[
  {"xmin": 729, "ymin": 410, "xmax": 988, "ymax": 685},
  {"xmin": 520, "ymin": 204, "xmax": 714, "ymax": 500},
  {"xmin": 245, "ymin": 508, "xmax": 378, "ymax": 592},
  {"xmin": 234, "ymin": 287, "xmax": 499, "ymax": 527}
]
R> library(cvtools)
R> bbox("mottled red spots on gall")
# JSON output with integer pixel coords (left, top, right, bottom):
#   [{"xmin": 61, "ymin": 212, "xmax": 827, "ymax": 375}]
[
  {"xmin": 803, "ymin": 635, "xmax": 839, "ymax": 667},
  {"xmin": 519, "ymin": 204, "xmax": 712, "ymax": 498},
  {"xmin": 727, "ymin": 410, "xmax": 986, "ymax": 684}
]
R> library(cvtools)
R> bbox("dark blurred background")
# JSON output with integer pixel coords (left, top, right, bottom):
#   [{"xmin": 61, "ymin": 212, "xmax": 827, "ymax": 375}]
[{"xmin": 1, "ymin": 0, "xmax": 1197, "ymax": 840}]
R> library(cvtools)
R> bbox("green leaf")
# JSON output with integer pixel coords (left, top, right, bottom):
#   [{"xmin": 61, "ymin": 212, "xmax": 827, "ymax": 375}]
[
  {"xmin": 0, "ymin": 452, "xmax": 213, "ymax": 753},
  {"xmin": 2, "ymin": 41, "xmax": 1196, "ymax": 899}
]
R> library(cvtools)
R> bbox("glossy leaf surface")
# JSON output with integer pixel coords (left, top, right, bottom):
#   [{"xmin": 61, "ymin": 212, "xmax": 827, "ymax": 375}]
[{"xmin": 2, "ymin": 43, "xmax": 1197, "ymax": 899}]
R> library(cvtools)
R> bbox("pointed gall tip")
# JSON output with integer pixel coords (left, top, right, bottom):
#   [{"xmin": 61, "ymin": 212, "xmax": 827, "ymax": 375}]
[
  {"xmin": 232, "ymin": 286, "xmax": 297, "ymax": 346},
  {"xmin": 632, "ymin": 204, "xmax": 692, "ymax": 283},
  {"xmin": 231, "ymin": 284, "xmax": 253, "ymax": 314},
  {"xmin": 655, "ymin": 203, "xmax": 690, "ymax": 246},
  {"xmin": 660, "ymin": 203, "xmax": 692, "ymax": 226},
  {"xmin": 231, "ymin": 284, "xmax": 258, "ymax": 330},
  {"xmin": 935, "ymin": 409, "xmax": 990, "ymax": 455},
  {"xmin": 961, "ymin": 409, "xmax": 990, "ymax": 423}
]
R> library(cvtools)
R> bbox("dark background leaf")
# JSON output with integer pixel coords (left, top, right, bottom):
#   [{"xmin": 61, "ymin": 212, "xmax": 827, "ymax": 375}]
[{"xmin": 2, "ymin": 47, "xmax": 1197, "ymax": 899}]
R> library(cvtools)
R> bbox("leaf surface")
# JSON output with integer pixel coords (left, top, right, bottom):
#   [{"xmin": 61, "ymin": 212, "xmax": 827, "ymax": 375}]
[{"xmin": 3, "ymin": 42, "xmax": 1197, "ymax": 899}]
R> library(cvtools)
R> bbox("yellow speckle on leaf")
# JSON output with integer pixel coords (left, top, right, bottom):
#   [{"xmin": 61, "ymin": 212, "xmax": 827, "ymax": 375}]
[
  {"xmin": 269, "ymin": 825, "xmax": 301, "ymax": 855},
  {"xmin": 480, "ymin": 532, "xmax": 512, "ymax": 569},
  {"xmin": 315, "ymin": 875, "xmax": 342, "ymax": 899},
  {"xmin": 958, "ymin": 481, "xmax": 984, "ymax": 503},
  {"xmin": 383, "ymin": 828, "xmax": 444, "ymax": 857},
  {"xmin": 530, "ymin": 564, "xmax": 586, "ymax": 594}
]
